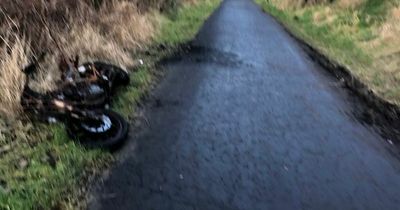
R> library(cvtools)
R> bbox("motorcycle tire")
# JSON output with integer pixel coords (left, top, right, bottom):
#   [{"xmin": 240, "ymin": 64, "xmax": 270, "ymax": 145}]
[
  {"xmin": 93, "ymin": 62, "xmax": 130, "ymax": 86},
  {"xmin": 79, "ymin": 62, "xmax": 130, "ymax": 86},
  {"xmin": 66, "ymin": 110, "xmax": 129, "ymax": 150}
]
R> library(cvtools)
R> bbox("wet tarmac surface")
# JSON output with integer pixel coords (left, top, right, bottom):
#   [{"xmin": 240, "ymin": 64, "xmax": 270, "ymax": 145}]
[{"xmin": 89, "ymin": 0, "xmax": 400, "ymax": 209}]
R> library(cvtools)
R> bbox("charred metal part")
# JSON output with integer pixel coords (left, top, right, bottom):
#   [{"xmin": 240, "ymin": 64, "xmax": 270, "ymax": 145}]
[{"xmin": 20, "ymin": 56, "xmax": 130, "ymax": 149}]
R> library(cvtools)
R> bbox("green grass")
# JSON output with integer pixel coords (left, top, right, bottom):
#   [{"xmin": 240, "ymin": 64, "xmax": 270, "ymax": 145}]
[
  {"xmin": 113, "ymin": 67, "xmax": 153, "ymax": 117},
  {"xmin": 359, "ymin": 0, "xmax": 390, "ymax": 26},
  {"xmin": 157, "ymin": 0, "xmax": 221, "ymax": 45},
  {"xmin": 255, "ymin": 0, "xmax": 371, "ymax": 67},
  {"xmin": 0, "ymin": 124, "xmax": 110, "ymax": 210},
  {"xmin": 0, "ymin": 1, "xmax": 220, "ymax": 209},
  {"xmin": 255, "ymin": 0, "xmax": 400, "ymax": 103}
]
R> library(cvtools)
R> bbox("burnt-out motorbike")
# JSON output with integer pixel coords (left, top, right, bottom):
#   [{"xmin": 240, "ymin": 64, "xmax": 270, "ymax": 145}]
[
  {"xmin": 59, "ymin": 56, "xmax": 130, "ymax": 108},
  {"xmin": 21, "ymin": 55, "xmax": 130, "ymax": 149}
]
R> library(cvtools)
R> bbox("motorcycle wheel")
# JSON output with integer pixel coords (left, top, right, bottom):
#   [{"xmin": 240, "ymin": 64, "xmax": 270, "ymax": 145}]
[
  {"xmin": 80, "ymin": 62, "xmax": 130, "ymax": 86},
  {"xmin": 66, "ymin": 110, "xmax": 129, "ymax": 149},
  {"xmin": 93, "ymin": 62, "xmax": 130, "ymax": 86}
]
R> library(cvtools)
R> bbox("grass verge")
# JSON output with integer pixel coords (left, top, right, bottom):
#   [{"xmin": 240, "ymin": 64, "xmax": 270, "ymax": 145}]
[
  {"xmin": 255, "ymin": 0, "xmax": 400, "ymax": 103},
  {"xmin": 0, "ymin": 0, "xmax": 221, "ymax": 209},
  {"xmin": 157, "ymin": 0, "xmax": 221, "ymax": 45}
]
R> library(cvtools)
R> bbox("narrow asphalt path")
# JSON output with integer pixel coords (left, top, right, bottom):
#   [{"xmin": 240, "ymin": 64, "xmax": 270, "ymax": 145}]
[{"xmin": 89, "ymin": 0, "xmax": 400, "ymax": 209}]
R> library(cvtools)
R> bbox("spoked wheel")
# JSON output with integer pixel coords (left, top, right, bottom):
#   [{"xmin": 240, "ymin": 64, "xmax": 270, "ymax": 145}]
[{"xmin": 66, "ymin": 110, "xmax": 129, "ymax": 149}]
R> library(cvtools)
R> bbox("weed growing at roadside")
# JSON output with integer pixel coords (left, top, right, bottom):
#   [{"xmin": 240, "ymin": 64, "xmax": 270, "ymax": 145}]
[{"xmin": 256, "ymin": 0, "xmax": 400, "ymax": 103}]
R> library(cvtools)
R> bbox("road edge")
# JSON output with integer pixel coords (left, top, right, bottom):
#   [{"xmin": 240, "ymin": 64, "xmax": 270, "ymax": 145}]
[{"xmin": 257, "ymin": 6, "xmax": 400, "ymax": 146}]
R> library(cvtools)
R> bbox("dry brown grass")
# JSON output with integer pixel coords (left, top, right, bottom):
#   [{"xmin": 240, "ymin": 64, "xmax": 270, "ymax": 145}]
[
  {"xmin": 392, "ymin": 6, "xmax": 400, "ymax": 18},
  {"xmin": 0, "ymin": 0, "xmax": 166, "ymax": 119},
  {"xmin": 268, "ymin": 0, "xmax": 333, "ymax": 9},
  {"xmin": 261, "ymin": 0, "xmax": 400, "ymax": 102},
  {"xmin": 99, "ymin": 1, "xmax": 156, "ymax": 50},
  {"xmin": 0, "ymin": 34, "xmax": 30, "ymax": 118},
  {"xmin": 269, "ymin": 0, "xmax": 365, "ymax": 9},
  {"xmin": 337, "ymin": 0, "xmax": 364, "ymax": 9},
  {"xmin": 372, "ymin": 6, "xmax": 400, "ymax": 53},
  {"xmin": 312, "ymin": 7, "xmax": 336, "ymax": 23}
]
